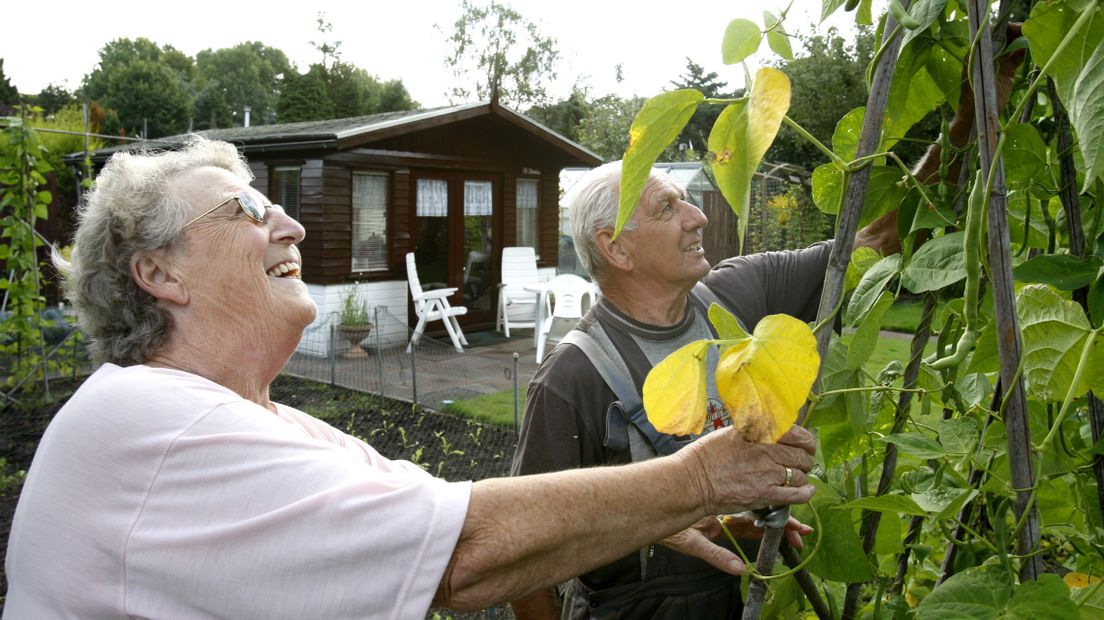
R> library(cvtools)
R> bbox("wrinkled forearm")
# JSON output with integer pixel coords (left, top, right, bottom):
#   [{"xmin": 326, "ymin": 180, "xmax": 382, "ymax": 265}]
[{"xmin": 434, "ymin": 455, "xmax": 702, "ymax": 611}]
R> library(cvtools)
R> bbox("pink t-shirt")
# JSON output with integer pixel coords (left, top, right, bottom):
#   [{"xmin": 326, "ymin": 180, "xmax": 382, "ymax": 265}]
[{"xmin": 4, "ymin": 364, "xmax": 471, "ymax": 619}]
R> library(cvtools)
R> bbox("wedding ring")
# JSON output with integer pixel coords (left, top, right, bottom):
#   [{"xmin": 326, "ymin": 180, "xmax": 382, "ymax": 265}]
[{"xmin": 783, "ymin": 466, "xmax": 794, "ymax": 487}]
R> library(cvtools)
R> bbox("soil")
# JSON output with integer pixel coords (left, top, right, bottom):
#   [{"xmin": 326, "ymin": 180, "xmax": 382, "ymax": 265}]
[{"xmin": 0, "ymin": 374, "xmax": 518, "ymax": 618}]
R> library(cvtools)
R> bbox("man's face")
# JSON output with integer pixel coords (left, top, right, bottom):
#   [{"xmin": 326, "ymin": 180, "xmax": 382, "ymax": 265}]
[{"xmin": 619, "ymin": 174, "xmax": 710, "ymax": 290}]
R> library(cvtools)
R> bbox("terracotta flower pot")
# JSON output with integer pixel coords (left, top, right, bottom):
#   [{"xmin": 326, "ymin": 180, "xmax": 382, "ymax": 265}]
[{"xmin": 338, "ymin": 324, "xmax": 373, "ymax": 358}]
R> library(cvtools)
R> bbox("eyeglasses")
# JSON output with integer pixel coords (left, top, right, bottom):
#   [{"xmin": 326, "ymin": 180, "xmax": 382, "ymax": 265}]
[{"xmin": 181, "ymin": 191, "xmax": 280, "ymax": 230}]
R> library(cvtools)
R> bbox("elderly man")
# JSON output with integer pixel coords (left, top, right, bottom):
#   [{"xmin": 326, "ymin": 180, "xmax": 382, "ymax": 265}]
[
  {"xmin": 3, "ymin": 137, "xmax": 817, "ymax": 619},
  {"xmin": 510, "ymin": 38, "xmax": 1025, "ymax": 618}
]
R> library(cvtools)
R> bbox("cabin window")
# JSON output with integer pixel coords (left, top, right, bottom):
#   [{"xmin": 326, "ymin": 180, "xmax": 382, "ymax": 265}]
[
  {"xmin": 352, "ymin": 171, "xmax": 389, "ymax": 273},
  {"xmin": 516, "ymin": 178, "xmax": 539, "ymax": 257},
  {"xmin": 272, "ymin": 166, "xmax": 301, "ymax": 221}
]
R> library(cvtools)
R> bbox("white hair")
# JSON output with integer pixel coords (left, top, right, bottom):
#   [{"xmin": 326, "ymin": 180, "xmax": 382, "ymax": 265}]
[{"xmin": 53, "ymin": 136, "xmax": 253, "ymax": 365}]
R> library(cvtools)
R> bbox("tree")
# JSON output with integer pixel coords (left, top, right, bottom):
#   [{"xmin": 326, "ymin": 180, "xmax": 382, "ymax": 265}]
[
  {"xmin": 669, "ymin": 58, "xmax": 739, "ymax": 159},
  {"xmin": 276, "ymin": 66, "xmax": 333, "ymax": 123},
  {"xmin": 525, "ymin": 87, "xmax": 592, "ymax": 142},
  {"xmin": 0, "ymin": 59, "xmax": 19, "ymax": 114},
  {"xmin": 32, "ymin": 84, "xmax": 75, "ymax": 116},
  {"xmin": 276, "ymin": 15, "xmax": 418, "ymax": 123},
  {"xmin": 441, "ymin": 0, "xmax": 559, "ymax": 108},
  {"xmin": 766, "ymin": 26, "xmax": 875, "ymax": 168},
  {"xmin": 574, "ymin": 94, "xmax": 678, "ymax": 162},
  {"xmin": 79, "ymin": 38, "xmax": 195, "ymax": 138},
  {"xmin": 194, "ymin": 42, "xmax": 291, "ymax": 129}
]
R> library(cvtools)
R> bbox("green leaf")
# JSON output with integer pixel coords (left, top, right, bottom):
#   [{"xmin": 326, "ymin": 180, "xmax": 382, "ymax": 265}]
[
  {"xmin": 1007, "ymin": 192, "xmax": 1053, "ymax": 252},
  {"xmin": 1024, "ymin": 1, "xmax": 1104, "ymax": 114},
  {"xmin": 808, "ymin": 336, "xmax": 864, "ymax": 431},
  {"xmin": 847, "ymin": 291, "xmax": 895, "ymax": 370},
  {"xmin": 884, "ymin": 432, "xmax": 947, "ymax": 459},
  {"xmin": 912, "ymin": 485, "xmax": 970, "ymax": 516},
  {"xmin": 811, "ymin": 164, "xmax": 906, "ymax": 226},
  {"xmin": 709, "ymin": 68, "xmax": 790, "ymax": 251},
  {"xmin": 722, "ymin": 19, "xmax": 762, "ymax": 65},
  {"xmin": 845, "ymin": 254, "xmax": 902, "ymax": 326},
  {"xmin": 1003, "ymin": 124, "xmax": 1050, "ymax": 187},
  {"xmin": 846, "ymin": 246, "xmax": 882, "ymax": 292},
  {"xmin": 1071, "ymin": 31, "xmax": 1104, "ymax": 191},
  {"xmin": 840, "ymin": 493, "xmax": 927, "ymax": 516},
  {"xmin": 800, "ymin": 499, "xmax": 876, "ymax": 582},
  {"xmin": 832, "ymin": 106, "xmax": 865, "ymax": 161},
  {"xmin": 764, "ymin": 12, "xmax": 793, "ymax": 60},
  {"xmin": 900, "ymin": 231, "xmax": 967, "ymax": 293},
  {"xmin": 1018, "ymin": 284, "xmax": 1104, "ymax": 402},
  {"xmin": 1071, "ymin": 578, "xmax": 1104, "ymax": 619},
  {"xmin": 1013, "ymin": 254, "xmax": 1103, "ymax": 290},
  {"xmin": 914, "ymin": 565, "xmax": 1013, "ymax": 618},
  {"xmin": 884, "ymin": 34, "xmax": 960, "ymax": 150},
  {"xmin": 1088, "ymin": 273, "xmax": 1104, "ymax": 327},
  {"xmin": 617, "ymin": 89, "xmax": 704, "ymax": 237},
  {"xmin": 1007, "ymin": 574, "xmax": 1078, "ymax": 618},
  {"xmin": 811, "ymin": 163, "xmax": 844, "ymax": 214},
  {"xmin": 708, "ymin": 303, "xmax": 749, "ymax": 342},
  {"xmin": 939, "ymin": 416, "xmax": 980, "ymax": 454},
  {"xmin": 901, "ymin": 0, "xmax": 948, "ymax": 47}
]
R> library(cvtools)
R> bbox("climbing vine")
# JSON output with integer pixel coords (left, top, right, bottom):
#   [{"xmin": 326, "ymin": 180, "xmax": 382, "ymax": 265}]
[
  {"xmin": 624, "ymin": 0, "xmax": 1104, "ymax": 617},
  {"xmin": 0, "ymin": 119, "xmax": 55, "ymax": 394}
]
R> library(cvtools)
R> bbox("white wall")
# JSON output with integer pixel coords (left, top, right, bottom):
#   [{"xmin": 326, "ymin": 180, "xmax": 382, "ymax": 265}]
[{"xmin": 296, "ymin": 280, "xmax": 410, "ymax": 357}]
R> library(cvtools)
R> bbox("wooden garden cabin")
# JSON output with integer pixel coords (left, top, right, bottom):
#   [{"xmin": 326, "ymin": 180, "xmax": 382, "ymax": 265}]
[{"xmin": 70, "ymin": 102, "xmax": 602, "ymax": 353}]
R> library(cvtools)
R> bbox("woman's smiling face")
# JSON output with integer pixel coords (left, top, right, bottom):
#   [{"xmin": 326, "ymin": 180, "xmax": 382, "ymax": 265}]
[{"xmin": 168, "ymin": 166, "xmax": 317, "ymax": 344}]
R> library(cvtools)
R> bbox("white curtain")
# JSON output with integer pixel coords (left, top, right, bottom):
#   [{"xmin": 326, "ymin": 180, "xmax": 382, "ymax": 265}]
[
  {"xmin": 516, "ymin": 179, "xmax": 538, "ymax": 251},
  {"xmin": 352, "ymin": 172, "xmax": 388, "ymax": 272},
  {"xmin": 417, "ymin": 179, "xmax": 448, "ymax": 217},
  {"xmin": 464, "ymin": 181, "xmax": 493, "ymax": 216}
]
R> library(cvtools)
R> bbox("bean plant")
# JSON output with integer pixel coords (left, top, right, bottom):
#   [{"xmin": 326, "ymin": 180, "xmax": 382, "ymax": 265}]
[
  {"xmin": 622, "ymin": 0, "xmax": 1104, "ymax": 617},
  {"xmin": 0, "ymin": 119, "xmax": 55, "ymax": 396}
]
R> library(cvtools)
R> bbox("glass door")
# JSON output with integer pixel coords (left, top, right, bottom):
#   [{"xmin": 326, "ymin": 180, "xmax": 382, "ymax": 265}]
[{"xmin": 412, "ymin": 172, "xmax": 499, "ymax": 328}]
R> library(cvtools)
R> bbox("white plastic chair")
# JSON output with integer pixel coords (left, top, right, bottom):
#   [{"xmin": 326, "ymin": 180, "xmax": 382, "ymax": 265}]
[
  {"xmin": 535, "ymin": 274, "xmax": 597, "ymax": 363},
  {"xmin": 496, "ymin": 247, "xmax": 541, "ymax": 337},
  {"xmin": 405, "ymin": 253, "xmax": 469, "ymax": 353}
]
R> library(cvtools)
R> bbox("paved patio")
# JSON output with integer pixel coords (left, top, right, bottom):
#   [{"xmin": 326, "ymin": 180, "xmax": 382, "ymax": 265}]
[{"xmin": 282, "ymin": 327, "xmax": 545, "ymax": 411}]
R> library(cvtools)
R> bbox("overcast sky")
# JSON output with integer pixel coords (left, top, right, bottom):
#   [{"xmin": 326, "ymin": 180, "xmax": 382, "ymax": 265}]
[{"xmin": 2, "ymin": 0, "xmax": 879, "ymax": 109}]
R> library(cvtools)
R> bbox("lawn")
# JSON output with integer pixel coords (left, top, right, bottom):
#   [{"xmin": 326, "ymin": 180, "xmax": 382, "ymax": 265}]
[{"xmin": 441, "ymin": 387, "xmax": 527, "ymax": 430}]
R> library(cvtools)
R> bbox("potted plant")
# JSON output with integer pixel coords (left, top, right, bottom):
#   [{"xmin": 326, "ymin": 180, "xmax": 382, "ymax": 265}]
[{"xmin": 338, "ymin": 287, "xmax": 373, "ymax": 358}]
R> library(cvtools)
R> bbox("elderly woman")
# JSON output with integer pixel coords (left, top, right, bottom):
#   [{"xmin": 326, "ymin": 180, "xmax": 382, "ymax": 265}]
[{"xmin": 4, "ymin": 137, "xmax": 816, "ymax": 618}]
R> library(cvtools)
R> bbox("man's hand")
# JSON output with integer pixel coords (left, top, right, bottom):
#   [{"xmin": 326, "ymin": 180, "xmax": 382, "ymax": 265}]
[
  {"xmin": 660, "ymin": 514, "xmax": 813, "ymax": 576},
  {"xmin": 679, "ymin": 425, "xmax": 817, "ymax": 517}
]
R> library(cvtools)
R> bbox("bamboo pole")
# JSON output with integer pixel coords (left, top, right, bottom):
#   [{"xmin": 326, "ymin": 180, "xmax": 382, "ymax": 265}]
[
  {"xmin": 965, "ymin": 0, "xmax": 1041, "ymax": 581},
  {"xmin": 1047, "ymin": 77, "xmax": 1104, "ymax": 521}
]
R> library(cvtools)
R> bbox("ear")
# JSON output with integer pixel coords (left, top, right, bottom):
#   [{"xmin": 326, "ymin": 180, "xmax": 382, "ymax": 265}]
[
  {"xmin": 130, "ymin": 251, "xmax": 189, "ymax": 306},
  {"xmin": 595, "ymin": 228, "xmax": 634, "ymax": 273}
]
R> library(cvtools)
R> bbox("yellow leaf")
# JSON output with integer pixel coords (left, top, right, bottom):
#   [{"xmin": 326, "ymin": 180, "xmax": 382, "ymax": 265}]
[
  {"xmin": 1065, "ymin": 572, "xmax": 1100, "ymax": 589},
  {"xmin": 710, "ymin": 67, "xmax": 791, "ymax": 251},
  {"xmin": 643, "ymin": 340, "xmax": 711, "ymax": 436},
  {"xmin": 716, "ymin": 314, "xmax": 818, "ymax": 442}
]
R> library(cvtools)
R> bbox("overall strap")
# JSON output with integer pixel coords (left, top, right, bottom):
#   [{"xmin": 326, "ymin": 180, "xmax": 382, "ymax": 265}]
[{"xmin": 560, "ymin": 326, "xmax": 689, "ymax": 461}]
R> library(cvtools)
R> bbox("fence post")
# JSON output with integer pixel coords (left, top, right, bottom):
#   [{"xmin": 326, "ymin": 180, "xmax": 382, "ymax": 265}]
[
  {"xmin": 410, "ymin": 343, "xmax": 418, "ymax": 408},
  {"xmin": 374, "ymin": 307, "xmax": 384, "ymax": 393},
  {"xmin": 328, "ymin": 319, "xmax": 336, "ymax": 387},
  {"xmin": 513, "ymin": 352, "xmax": 520, "ymax": 433}
]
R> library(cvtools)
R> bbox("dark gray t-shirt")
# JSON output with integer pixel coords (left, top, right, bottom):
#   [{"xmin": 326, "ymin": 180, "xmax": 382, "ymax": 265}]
[{"xmin": 510, "ymin": 240, "xmax": 833, "ymax": 590}]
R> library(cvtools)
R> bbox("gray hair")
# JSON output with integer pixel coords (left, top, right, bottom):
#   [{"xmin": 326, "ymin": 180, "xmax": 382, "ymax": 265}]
[
  {"xmin": 568, "ymin": 162, "xmax": 681, "ymax": 281},
  {"xmin": 53, "ymin": 136, "xmax": 253, "ymax": 366}
]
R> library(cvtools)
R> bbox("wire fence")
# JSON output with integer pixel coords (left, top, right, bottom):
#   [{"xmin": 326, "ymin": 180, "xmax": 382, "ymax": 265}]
[{"xmin": 2, "ymin": 305, "xmax": 534, "ymax": 482}]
